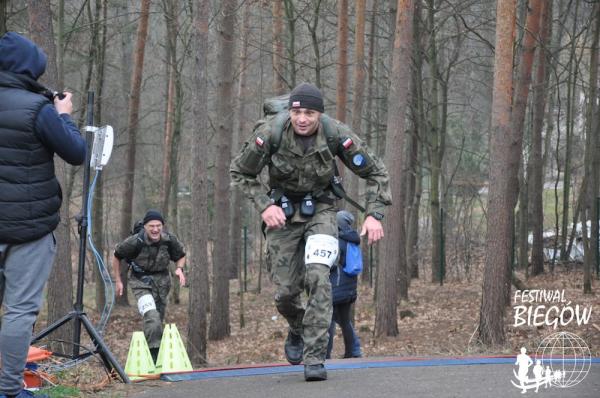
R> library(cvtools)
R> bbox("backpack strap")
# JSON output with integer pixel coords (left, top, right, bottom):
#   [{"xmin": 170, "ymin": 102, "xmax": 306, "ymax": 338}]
[
  {"xmin": 321, "ymin": 116, "xmax": 366, "ymax": 212},
  {"xmin": 128, "ymin": 230, "xmax": 172, "ymax": 262},
  {"xmin": 331, "ymin": 161, "xmax": 366, "ymax": 212},
  {"xmin": 319, "ymin": 114, "xmax": 340, "ymax": 157},
  {"xmin": 269, "ymin": 112, "xmax": 291, "ymax": 156},
  {"xmin": 127, "ymin": 230, "xmax": 146, "ymax": 262}
]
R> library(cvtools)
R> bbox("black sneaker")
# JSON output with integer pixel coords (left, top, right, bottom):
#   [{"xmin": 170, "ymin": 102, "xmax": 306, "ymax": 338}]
[
  {"xmin": 304, "ymin": 364, "xmax": 327, "ymax": 381},
  {"xmin": 284, "ymin": 331, "xmax": 303, "ymax": 365}
]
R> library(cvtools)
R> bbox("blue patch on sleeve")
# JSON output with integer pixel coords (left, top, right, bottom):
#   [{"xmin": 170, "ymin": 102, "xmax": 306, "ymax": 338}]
[{"xmin": 352, "ymin": 154, "xmax": 365, "ymax": 167}]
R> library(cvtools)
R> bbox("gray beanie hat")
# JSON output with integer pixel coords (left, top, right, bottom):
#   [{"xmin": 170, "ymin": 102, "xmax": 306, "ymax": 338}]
[{"xmin": 336, "ymin": 210, "xmax": 355, "ymax": 231}]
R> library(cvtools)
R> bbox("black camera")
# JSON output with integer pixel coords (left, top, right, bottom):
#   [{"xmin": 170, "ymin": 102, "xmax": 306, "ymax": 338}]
[{"xmin": 42, "ymin": 88, "xmax": 66, "ymax": 102}]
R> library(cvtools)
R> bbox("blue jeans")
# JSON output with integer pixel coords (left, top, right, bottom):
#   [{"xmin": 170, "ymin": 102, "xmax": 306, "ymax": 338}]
[
  {"xmin": 326, "ymin": 302, "xmax": 362, "ymax": 359},
  {"xmin": 0, "ymin": 233, "xmax": 56, "ymax": 396}
]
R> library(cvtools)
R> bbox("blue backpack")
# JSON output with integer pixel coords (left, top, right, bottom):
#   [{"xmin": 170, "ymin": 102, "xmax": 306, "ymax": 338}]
[{"xmin": 342, "ymin": 242, "xmax": 363, "ymax": 276}]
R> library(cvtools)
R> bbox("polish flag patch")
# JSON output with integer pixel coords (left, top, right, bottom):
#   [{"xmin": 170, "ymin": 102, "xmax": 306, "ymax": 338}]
[
  {"xmin": 255, "ymin": 136, "xmax": 265, "ymax": 147},
  {"xmin": 342, "ymin": 137, "xmax": 353, "ymax": 149},
  {"xmin": 292, "ymin": 101, "xmax": 301, "ymax": 108}
]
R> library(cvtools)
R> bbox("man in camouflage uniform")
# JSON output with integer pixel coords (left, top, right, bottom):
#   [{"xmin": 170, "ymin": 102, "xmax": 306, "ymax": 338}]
[
  {"xmin": 112, "ymin": 209, "xmax": 186, "ymax": 361},
  {"xmin": 230, "ymin": 83, "xmax": 391, "ymax": 381}
]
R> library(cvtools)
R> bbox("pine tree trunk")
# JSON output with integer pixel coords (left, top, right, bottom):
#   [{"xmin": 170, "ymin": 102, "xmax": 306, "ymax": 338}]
[
  {"xmin": 168, "ymin": 108, "xmax": 182, "ymax": 304},
  {"xmin": 283, "ymin": 0, "xmax": 296, "ymax": 88},
  {"xmin": 505, "ymin": 0, "xmax": 543, "ymax": 306},
  {"xmin": 271, "ymin": 0, "xmax": 286, "ymax": 94},
  {"xmin": 188, "ymin": 0, "xmax": 211, "ymax": 366},
  {"xmin": 209, "ymin": 0, "xmax": 237, "ymax": 341},
  {"xmin": 160, "ymin": 60, "xmax": 176, "ymax": 214},
  {"xmin": 336, "ymin": 0, "xmax": 349, "ymax": 123},
  {"xmin": 375, "ymin": 0, "xmax": 413, "ymax": 336},
  {"xmin": 518, "ymin": 160, "xmax": 529, "ymax": 271},
  {"xmin": 406, "ymin": 135, "xmax": 422, "ymax": 279},
  {"xmin": 584, "ymin": 3, "xmax": 600, "ymax": 294},
  {"xmin": 479, "ymin": 0, "xmax": 517, "ymax": 347},
  {"xmin": 509, "ymin": 0, "xmax": 543, "ymax": 209},
  {"xmin": 347, "ymin": 0, "xmax": 367, "ymax": 213},
  {"xmin": 560, "ymin": 1, "xmax": 581, "ymax": 261},
  {"xmin": 362, "ymin": 0, "xmax": 379, "ymax": 284},
  {"xmin": 160, "ymin": 0, "xmax": 178, "ymax": 216},
  {"xmin": 407, "ymin": 0, "xmax": 423, "ymax": 280},
  {"xmin": 529, "ymin": 0, "xmax": 552, "ymax": 276},
  {"xmin": 231, "ymin": 0, "xmax": 252, "ymax": 319},
  {"xmin": 426, "ymin": 0, "xmax": 443, "ymax": 284},
  {"xmin": 116, "ymin": 0, "xmax": 151, "ymax": 305},
  {"xmin": 162, "ymin": 0, "xmax": 183, "ymax": 302},
  {"xmin": 364, "ymin": 0, "xmax": 378, "ymax": 152}
]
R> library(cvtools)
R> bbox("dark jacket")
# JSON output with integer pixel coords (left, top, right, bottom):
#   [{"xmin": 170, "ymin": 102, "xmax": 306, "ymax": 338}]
[
  {"xmin": 114, "ymin": 232, "xmax": 186, "ymax": 274},
  {"xmin": 330, "ymin": 227, "xmax": 360, "ymax": 305},
  {"xmin": 0, "ymin": 32, "xmax": 85, "ymax": 244}
]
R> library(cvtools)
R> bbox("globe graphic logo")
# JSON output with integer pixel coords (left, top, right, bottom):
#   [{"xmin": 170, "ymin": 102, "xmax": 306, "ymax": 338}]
[{"xmin": 535, "ymin": 331, "xmax": 592, "ymax": 388}]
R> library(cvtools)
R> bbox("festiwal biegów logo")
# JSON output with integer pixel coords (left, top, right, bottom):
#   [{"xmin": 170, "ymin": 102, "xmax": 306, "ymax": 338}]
[
  {"xmin": 511, "ymin": 332, "xmax": 592, "ymax": 393},
  {"xmin": 511, "ymin": 290, "xmax": 593, "ymax": 393}
]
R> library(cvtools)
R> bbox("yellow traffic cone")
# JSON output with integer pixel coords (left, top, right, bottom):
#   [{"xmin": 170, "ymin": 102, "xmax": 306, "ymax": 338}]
[
  {"xmin": 155, "ymin": 323, "xmax": 193, "ymax": 373},
  {"xmin": 124, "ymin": 331, "xmax": 157, "ymax": 380}
]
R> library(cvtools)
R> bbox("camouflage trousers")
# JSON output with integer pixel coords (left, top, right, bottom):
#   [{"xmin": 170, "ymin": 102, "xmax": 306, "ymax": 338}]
[
  {"xmin": 130, "ymin": 271, "xmax": 171, "ymax": 349},
  {"xmin": 266, "ymin": 207, "xmax": 337, "ymax": 365}
]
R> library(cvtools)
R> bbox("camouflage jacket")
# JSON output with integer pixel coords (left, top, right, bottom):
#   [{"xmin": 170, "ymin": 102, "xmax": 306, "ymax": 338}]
[
  {"xmin": 230, "ymin": 115, "xmax": 392, "ymax": 215},
  {"xmin": 114, "ymin": 232, "xmax": 186, "ymax": 273}
]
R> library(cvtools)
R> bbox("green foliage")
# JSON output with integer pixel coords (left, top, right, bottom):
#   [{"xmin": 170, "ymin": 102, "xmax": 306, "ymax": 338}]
[{"xmin": 40, "ymin": 385, "xmax": 81, "ymax": 397}]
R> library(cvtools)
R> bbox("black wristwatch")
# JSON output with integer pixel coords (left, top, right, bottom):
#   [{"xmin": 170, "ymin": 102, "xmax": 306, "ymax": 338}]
[{"xmin": 367, "ymin": 211, "xmax": 384, "ymax": 221}]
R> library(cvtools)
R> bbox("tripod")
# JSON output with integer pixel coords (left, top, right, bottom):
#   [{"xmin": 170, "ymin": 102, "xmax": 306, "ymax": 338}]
[{"xmin": 31, "ymin": 92, "xmax": 130, "ymax": 383}]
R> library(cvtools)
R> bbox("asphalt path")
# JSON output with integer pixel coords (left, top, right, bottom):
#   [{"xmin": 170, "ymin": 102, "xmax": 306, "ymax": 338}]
[{"xmin": 127, "ymin": 357, "xmax": 600, "ymax": 398}]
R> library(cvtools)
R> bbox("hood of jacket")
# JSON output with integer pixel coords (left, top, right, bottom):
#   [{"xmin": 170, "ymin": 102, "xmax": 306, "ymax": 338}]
[
  {"xmin": 337, "ymin": 210, "xmax": 360, "ymax": 244},
  {"xmin": 0, "ymin": 32, "xmax": 47, "ymax": 80}
]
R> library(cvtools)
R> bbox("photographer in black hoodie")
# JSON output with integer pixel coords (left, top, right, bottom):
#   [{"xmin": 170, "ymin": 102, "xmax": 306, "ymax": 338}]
[{"xmin": 0, "ymin": 32, "xmax": 85, "ymax": 398}]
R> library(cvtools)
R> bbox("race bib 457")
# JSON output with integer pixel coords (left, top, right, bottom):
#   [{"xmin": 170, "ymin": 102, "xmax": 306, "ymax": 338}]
[{"xmin": 305, "ymin": 234, "xmax": 339, "ymax": 267}]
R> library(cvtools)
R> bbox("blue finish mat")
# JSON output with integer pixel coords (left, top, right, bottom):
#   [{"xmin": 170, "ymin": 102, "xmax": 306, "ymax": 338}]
[{"xmin": 160, "ymin": 356, "xmax": 600, "ymax": 382}]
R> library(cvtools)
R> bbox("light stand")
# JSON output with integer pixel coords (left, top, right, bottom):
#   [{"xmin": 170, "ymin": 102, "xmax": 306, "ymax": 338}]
[{"xmin": 31, "ymin": 91, "xmax": 130, "ymax": 383}]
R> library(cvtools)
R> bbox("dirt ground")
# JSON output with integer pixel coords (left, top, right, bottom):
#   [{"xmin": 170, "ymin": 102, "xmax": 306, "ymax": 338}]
[{"xmin": 34, "ymin": 263, "xmax": 599, "ymax": 396}]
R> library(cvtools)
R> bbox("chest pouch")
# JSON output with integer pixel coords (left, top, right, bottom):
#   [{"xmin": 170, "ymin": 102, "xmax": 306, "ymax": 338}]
[
  {"xmin": 237, "ymin": 143, "xmax": 267, "ymax": 174},
  {"xmin": 280, "ymin": 195, "xmax": 295, "ymax": 219},
  {"xmin": 317, "ymin": 146, "xmax": 334, "ymax": 164},
  {"xmin": 300, "ymin": 193, "xmax": 316, "ymax": 217}
]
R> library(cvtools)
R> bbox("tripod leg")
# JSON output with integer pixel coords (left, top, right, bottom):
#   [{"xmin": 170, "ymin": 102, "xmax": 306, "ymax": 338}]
[
  {"xmin": 31, "ymin": 312, "xmax": 77, "ymax": 343},
  {"xmin": 72, "ymin": 311, "xmax": 82, "ymax": 358},
  {"xmin": 79, "ymin": 314, "xmax": 130, "ymax": 383}
]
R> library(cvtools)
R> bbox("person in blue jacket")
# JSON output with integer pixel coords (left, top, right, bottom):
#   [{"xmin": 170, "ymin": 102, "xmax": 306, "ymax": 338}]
[
  {"xmin": 0, "ymin": 32, "xmax": 86, "ymax": 398},
  {"xmin": 326, "ymin": 211, "xmax": 363, "ymax": 359}
]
